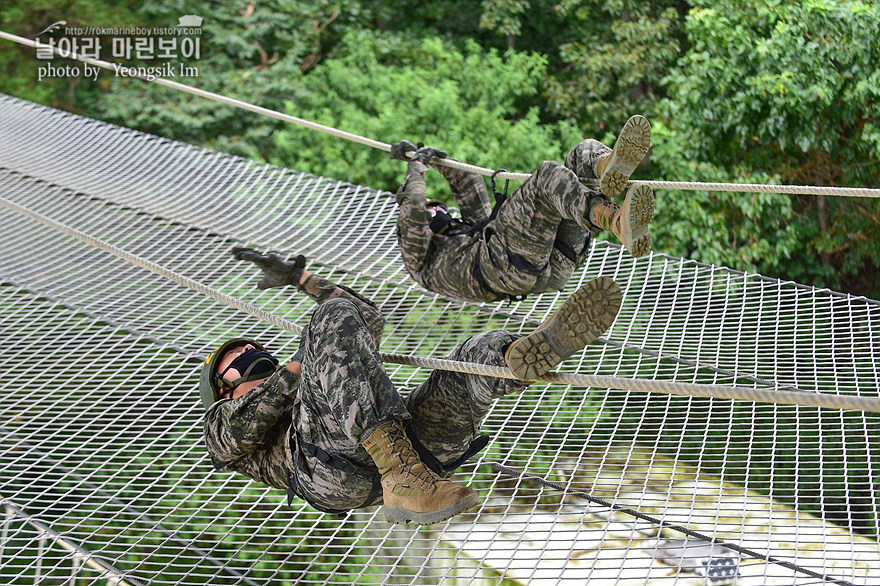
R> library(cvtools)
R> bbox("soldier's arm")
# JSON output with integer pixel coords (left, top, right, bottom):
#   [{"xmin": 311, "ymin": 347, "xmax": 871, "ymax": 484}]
[
  {"xmin": 231, "ymin": 248, "xmax": 386, "ymax": 345},
  {"xmin": 429, "ymin": 160, "xmax": 492, "ymax": 224},
  {"xmin": 395, "ymin": 160, "xmax": 433, "ymax": 274},
  {"xmin": 203, "ymin": 367, "xmax": 299, "ymax": 467}
]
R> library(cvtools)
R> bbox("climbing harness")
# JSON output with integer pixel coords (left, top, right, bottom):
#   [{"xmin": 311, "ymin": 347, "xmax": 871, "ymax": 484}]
[{"xmin": 489, "ymin": 168, "xmax": 510, "ymax": 214}]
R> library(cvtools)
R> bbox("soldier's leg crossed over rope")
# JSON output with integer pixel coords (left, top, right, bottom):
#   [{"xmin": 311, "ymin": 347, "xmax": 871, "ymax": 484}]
[
  {"xmin": 546, "ymin": 138, "xmax": 612, "ymax": 282},
  {"xmin": 404, "ymin": 277, "xmax": 621, "ymax": 457},
  {"xmin": 564, "ymin": 118, "xmax": 653, "ymax": 200},
  {"xmin": 404, "ymin": 330, "xmax": 527, "ymax": 467},
  {"xmin": 564, "ymin": 138, "xmax": 610, "ymax": 182},
  {"xmin": 565, "ymin": 126, "xmax": 655, "ymax": 258}
]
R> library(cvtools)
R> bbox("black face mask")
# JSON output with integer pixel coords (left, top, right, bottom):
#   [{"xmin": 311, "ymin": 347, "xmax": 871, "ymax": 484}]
[{"xmin": 219, "ymin": 348, "xmax": 279, "ymax": 394}]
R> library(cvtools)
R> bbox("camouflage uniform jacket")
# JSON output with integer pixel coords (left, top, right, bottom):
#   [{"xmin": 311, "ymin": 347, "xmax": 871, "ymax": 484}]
[
  {"xmin": 396, "ymin": 160, "xmax": 499, "ymax": 302},
  {"xmin": 203, "ymin": 279, "xmax": 385, "ymax": 494},
  {"xmin": 203, "ymin": 366, "xmax": 299, "ymax": 490}
]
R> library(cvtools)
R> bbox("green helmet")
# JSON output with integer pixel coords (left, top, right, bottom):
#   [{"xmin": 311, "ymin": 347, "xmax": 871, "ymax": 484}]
[{"xmin": 199, "ymin": 338, "xmax": 267, "ymax": 409}]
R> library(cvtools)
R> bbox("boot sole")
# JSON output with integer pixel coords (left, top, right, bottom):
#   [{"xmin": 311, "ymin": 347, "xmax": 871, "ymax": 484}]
[
  {"xmin": 506, "ymin": 277, "xmax": 622, "ymax": 381},
  {"xmin": 383, "ymin": 492, "xmax": 481, "ymax": 525},
  {"xmin": 621, "ymin": 184, "xmax": 654, "ymax": 258},
  {"xmin": 600, "ymin": 115, "xmax": 652, "ymax": 199}
]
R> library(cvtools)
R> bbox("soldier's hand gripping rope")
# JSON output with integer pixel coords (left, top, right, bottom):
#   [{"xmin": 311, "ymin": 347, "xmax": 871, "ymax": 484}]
[{"xmin": 389, "ymin": 139, "xmax": 447, "ymax": 163}]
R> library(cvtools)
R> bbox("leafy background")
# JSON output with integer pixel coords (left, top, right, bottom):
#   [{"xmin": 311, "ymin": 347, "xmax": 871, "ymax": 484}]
[{"xmin": 1, "ymin": 0, "xmax": 878, "ymax": 297}]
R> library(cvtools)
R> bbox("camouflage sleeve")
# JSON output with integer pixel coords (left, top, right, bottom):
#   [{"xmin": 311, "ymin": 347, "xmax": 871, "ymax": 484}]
[
  {"xmin": 429, "ymin": 160, "xmax": 492, "ymax": 224},
  {"xmin": 203, "ymin": 367, "xmax": 299, "ymax": 468},
  {"xmin": 297, "ymin": 274, "xmax": 385, "ymax": 347},
  {"xmin": 395, "ymin": 160, "xmax": 433, "ymax": 278}
]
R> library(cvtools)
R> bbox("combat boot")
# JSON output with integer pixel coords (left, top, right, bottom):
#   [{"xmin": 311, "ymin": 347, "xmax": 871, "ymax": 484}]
[
  {"xmin": 589, "ymin": 185, "xmax": 654, "ymax": 258},
  {"xmin": 505, "ymin": 277, "xmax": 622, "ymax": 381},
  {"xmin": 595, "ymin": 114, "xmax": 652, "ymax": 199},
  {"xmin": 362, "ymin": 421, "xmax": 480, "ymax": 525}
]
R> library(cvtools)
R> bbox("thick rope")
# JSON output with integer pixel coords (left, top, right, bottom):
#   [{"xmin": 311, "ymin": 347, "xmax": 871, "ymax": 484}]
[
  {"xmin": 1, "ymin": 30, "xmax": 879, "ymax": 198},
  {"xmin": 630, "ymin": 179, "xmax": 880, "ymax": 197},
  {"xmin": 3, "ymin": 193, "xmax": 880, "ymax": 414},
  {"xmin": 2, "ymin": 496, "xmax": 142, "ymax": 586}
]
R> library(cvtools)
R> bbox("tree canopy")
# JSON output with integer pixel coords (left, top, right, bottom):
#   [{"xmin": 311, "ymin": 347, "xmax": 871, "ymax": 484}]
[{"xmin": 1, "ymin": 0, "xmax": 877, "ymax": 296}]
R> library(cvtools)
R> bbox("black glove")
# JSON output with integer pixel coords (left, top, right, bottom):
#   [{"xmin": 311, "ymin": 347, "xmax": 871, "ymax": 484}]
[
  {"xmin": 390, "ymin": 140, "xmax": 417, "ymax": 161},
  {"xmin": 410, "ymin": 141, "xmax": 447, "ymax": 165},
  {"xmin": 232, "ymin": 247, "xmax": 306, "ymax": 290},
  {"xmin": 390, "ymin": 140, "xmax": 447, "ymax": 163}
]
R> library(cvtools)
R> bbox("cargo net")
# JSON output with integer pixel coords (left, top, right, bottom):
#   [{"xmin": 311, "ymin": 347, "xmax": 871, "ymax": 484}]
[{"xmin": 0, "ymin": 93, "xmax": 878, "ymax": 586}]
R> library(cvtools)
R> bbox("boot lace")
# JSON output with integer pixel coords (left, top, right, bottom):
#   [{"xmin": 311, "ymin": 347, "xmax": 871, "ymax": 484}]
[
  {"xmin": 587, "ymin": 195, "xmax": 616, "ymax": 233},
  {"xmin": 382, "ymin": 423, "xmax": 440, "ymax": 489}
]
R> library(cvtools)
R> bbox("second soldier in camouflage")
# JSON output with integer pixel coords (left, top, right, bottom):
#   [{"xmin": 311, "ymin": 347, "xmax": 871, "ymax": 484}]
[{"xmin": 393, "ymin": 115, "xmax": 654, "ymax": 303}]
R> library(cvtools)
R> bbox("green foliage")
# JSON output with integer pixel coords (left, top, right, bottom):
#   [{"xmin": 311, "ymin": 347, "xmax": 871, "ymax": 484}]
[
  {"xmin": 0, "ymin": 0, "xmax": 140, "ymax": 112},
  {"xmin": 479, "ymin": 0, "xmax": 532, "ymax": 41},
  {"xmin": 649, "ymin": 120, "xmax": 808, "ymax": 278},
  {"xmin": 473, "ymin": 0, "xmax": 685, "ymax": 136},
  {"xmin": 659, "ymin": 0, "xmax": 880, "ymax": 295},
  {"xmin": 95, "ymin": 0, "xmax": 348, "ymax": 160},
  {"xmin": 272, "ymin": 33, "xmax": 580, "ymax": 196},
  {"xmin": 544, "ymin": 0, "xmax": 684, "ymax": 131},
  {"xmin": 136, "ymin": 0, "xmax": 346, "ymax": 72},
  {"xmin": 666, "ymin": 0, "xmax": 880, "ymax": 165}
]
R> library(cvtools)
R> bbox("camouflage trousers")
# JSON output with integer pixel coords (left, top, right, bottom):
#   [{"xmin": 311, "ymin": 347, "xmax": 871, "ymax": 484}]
[
  {"xmin": 297, "ymin": 271, "xmax": 385, "ymax": 347},
  {"xmin": 292, "ymin": 298, "xmax": 526, "ymax": 512},
  {"xmin": 480, "ymin": 139, "xmax": 611, "ymax": 296}
]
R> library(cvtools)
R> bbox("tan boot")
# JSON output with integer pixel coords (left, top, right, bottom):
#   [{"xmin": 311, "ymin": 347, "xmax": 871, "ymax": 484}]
[
  {"xmin": 589, "ymin": 185, "xmax": 654, "ymax": 258},
  {"xmin": 595, "ymin": 114, "xmax": 652, "ymax": 199},
  {"xmin": 505, "ymin": 277, "xmax": 622, "ymax": 381},
  {"xmin": 362, "ymin": 421, "xmax": 480, "ymax": 525}
]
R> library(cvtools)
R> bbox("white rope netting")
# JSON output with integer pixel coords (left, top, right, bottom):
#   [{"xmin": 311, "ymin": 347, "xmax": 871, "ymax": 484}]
[{"xmin": 1, "ymin": 93, "xmax": 879, "ymax": 585}]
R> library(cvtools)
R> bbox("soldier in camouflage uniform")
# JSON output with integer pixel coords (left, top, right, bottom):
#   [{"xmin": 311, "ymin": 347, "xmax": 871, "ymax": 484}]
[
  {"xmin": 200, "ymin": 249, "xmax": 621, "ymax": 524},
  {"xmin": 393, "ymin": 115, "xmax": 654, "ymax": 303}
]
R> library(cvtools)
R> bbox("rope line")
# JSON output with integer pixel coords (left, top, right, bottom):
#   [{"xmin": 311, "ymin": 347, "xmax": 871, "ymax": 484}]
[
  {"xmin": 1, "ymin": 30, "xmax": 878, "ymax": 198},
  {"xmin": 4, "ymin": 433, "xmax": 264, "ymax": 586},
  {"xmin": 489, "ymin": 464, "xmax": 856, "ymax": 586},
  {"xmin": 630, "ymin": 179, "xmax": 880, "ymax": 197},
  {"xmin": 3, "ymin": 193, "xmax": 880, "ymax": 414},
  {"xmin": 2, "ymin": 496, "xmax": 142, "ymax": 586}
]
